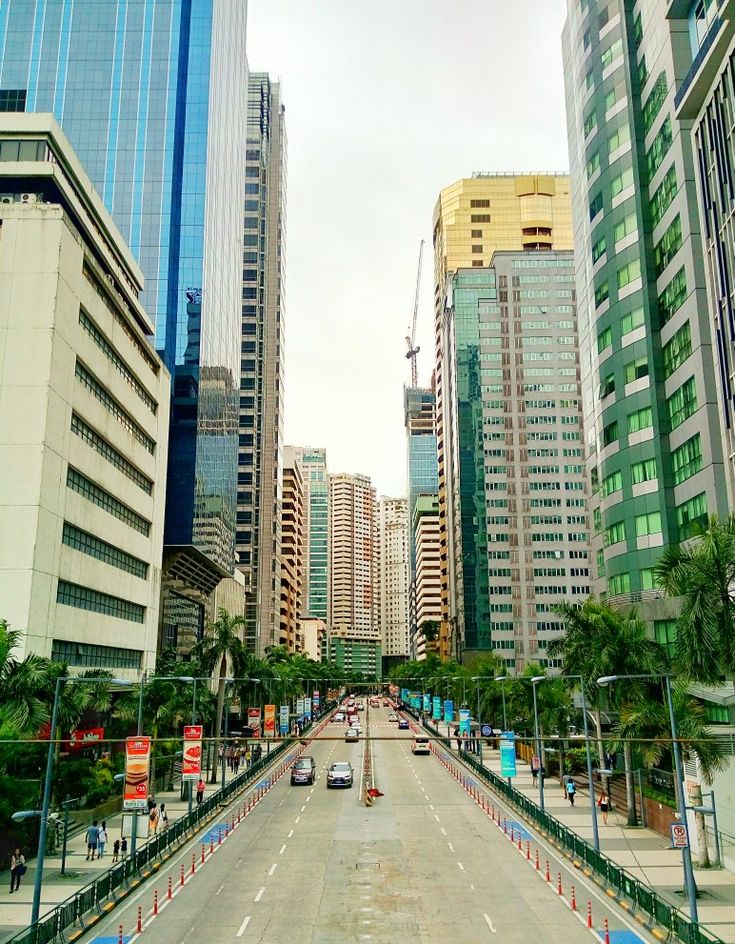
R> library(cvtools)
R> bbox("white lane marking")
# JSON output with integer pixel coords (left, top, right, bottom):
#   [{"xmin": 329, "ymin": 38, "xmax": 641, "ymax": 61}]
[
  {"xmin": 216, "ymin": 883, "xmax": 225, "ymax": 896},
  {"xmin": 483, "ymin": 913, "xmax": 496, "ymax": 934},
  {"xmin": 268, "ymin": 862, "xmax": 278, "ymax": 876},
  {"xmin": 279, "ymin": 844, "xmax": 287, "ymax": 855},
  {"xmin": 429, "ymin": 804, "xmax": 434, "ymax": 810},
  {"xmin": 448, "ymin": 842, "xmax": 455, "ymax": 853},
  {"xmin": 301, "ymin": 805, "xmax": 306, "ymax": 812},
  {"xmin": 457, "ymin": 862, "xmax": 465, "ymax": 871},
  {"xmin": 254, "ymin": 887, "xmax": 265, "ymax": 902},
  {"xmin": 434, "ymin": 814, "xmax": 440, "ymax": 822},
  {"xmin": 287, "ymin": 829, "xmax": 294, "ymax": 838},
  {"xmin": 236, "ymin": 915, "xmax": 251, "ymax": 937},
  {"xmin": 440, "ymin": 827, "xmax": 447, "ymax": 836},
  {"xmin": 295, "ymin": 816, "xmax": 300, "ymax": 823}
]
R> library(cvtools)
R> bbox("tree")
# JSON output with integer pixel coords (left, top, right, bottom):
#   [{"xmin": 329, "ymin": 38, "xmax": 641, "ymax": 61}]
[
  {"xmin": 0, "ymin": 619, "xmax": 50, "ymax": 736},
  {"xmin": 655, "ymin": 514, "xmax": 735, "ymax": 684},
  {"xmin": 193, "ymin": 609, "xmax": 248, "ymax": 781},
  {"xmin": 550, "ymin": 599, "xmax": 668, "ymax": 825}
]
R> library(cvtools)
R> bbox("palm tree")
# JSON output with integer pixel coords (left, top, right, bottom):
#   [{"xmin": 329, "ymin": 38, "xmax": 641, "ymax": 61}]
[
  {"xmin": 193, "ymin": 609, "xmax": 248, "ymax": 782},
  {"xmin": 550, "ymin": 599, "xmax": 668, "ymax": 824},
  {"xmin": 655, "ymin": 514, "xmax": 735, "ymax": 684},
  {"xmin": 0, "ymin": 619, "xmax": 50, "ymax": 735}
]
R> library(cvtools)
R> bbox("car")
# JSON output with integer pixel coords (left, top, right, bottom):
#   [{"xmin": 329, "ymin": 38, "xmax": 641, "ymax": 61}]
[
  {"xmin": 382, "ymin": 700, "xmax": 389, "ymax": 707},
  {"xmin": 350, "ymin": 721, "xmax": 362, "ymax": 733},
  {"xmin": 357, "ymin": 702, "xmax": 365, "ymax": 711},
  {"xmin": 290, "ymin": 756, "xmax": 316, "ymax": 785},
  {"xmin": 398, "ymin": 719, "xmax": 410, "ymax": 730},
  {"xmin": 388, "ymin": 713, "xmax": 398, "ymax": 722},
  {"xmin": 345, "ymin": 727, "xmax": 359, "ymax": 742},
  {"xmin": 332, "ymin": 712, "xmax": 345, "ymax": 723},
  {"xmin": 326, "ymin": 761, "xmax": 354, "ymax": 788},
  {"xmin": 412, "ymin": 737, "xmax": 430, "ymax": 755}
]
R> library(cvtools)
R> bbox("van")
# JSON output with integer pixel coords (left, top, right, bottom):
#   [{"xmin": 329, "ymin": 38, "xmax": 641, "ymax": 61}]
[
  {"xmin": 411, "ymin": 737, "xmax": 430, "ymax": 755},
  {"xmin": 290, "ymin": 756, "xmax": 316, "ymax": 785}
]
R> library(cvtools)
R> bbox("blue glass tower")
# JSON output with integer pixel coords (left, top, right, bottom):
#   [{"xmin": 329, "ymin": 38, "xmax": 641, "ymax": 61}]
[{"xmin": 0, "ymin": 0, "xmax": 248, "ymax": 578}]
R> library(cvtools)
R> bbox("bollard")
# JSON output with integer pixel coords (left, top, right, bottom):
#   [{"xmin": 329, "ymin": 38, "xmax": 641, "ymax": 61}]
[
  {"xmin": 210, "ymin": 836, "xmax": 214, "ymax": 854},
  {"xmin": 137, "ymin": 906, "xmax": 142, "ymax": 933},
  {"xmin": 118, "ymin": 924, "xmax": 124, "ymax": 944},
  {"xmin": 218, "ymin": 827, "xmax": 223, "ymax": 846},
  {"xmin": 225, "ymin": 823, "xmax": 229, "ymax": 838},
  {"xmin": 503, "ymin": 818, "xmax": 507, "ymax": 835},
  {"xmin": 526, "ymin": 841, "xmax": 531, "ymax": 861},
  {"xmin": 180, "ymin": 863, "xmax": 185, "ymax": 886},
  {"xmin": 191, "ymin": 853, "xmax": 196, "ymax": 875},
  {"xmin": 586, "ymin": 902, "xmax": 592, "ymax": 929},
  {"xmin": 604, "ymin": 918, "xmax": 610, "ymax": 944},
  {"xmin": 510, "ymin": 826, "xmax": 515, "ymax": 843},
  {"xmin": 238, "ymin": 807, "xmax": 242, "ymax": 824},
  {"xmin": 571, "ymin": 885, "xmax": 577, "ymax": 911},
  {"xmin": 168, "ymin": 876, "xmax": 173, "ymax": 900},
  {"xmin": 517, "ymin": 834, "xmax": 522, "ymax": 851},
  {"xmin": 153, "ymin": 890, "xmax": 158, "ymax": 916},
  {"xmin": 545, "ymin": 860, "xmax": 550, "ymax": 883},
  {"xmin": 557, "ymin": 873, "xmax": 562, "ymax": 896},
  {"xmin": 201, "ymin": 845, "xmax": 205, "ymax": 865}
]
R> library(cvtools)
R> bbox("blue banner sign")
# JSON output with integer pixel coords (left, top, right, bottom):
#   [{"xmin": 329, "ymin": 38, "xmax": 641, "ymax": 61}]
[
  {"xmin": 313, "ymin": 691, "xmax": 320, "ymax": 711},
  {"xmin": 459, "ymin": 707, "xmax": 470, "ymax": 735},
  {"xmin": 422, "ymin": 693, "xmax": 430, "ymax": 713},
  {"xmin": 304, "ymin": 696, "xmax": 312, "ymax": 721},
  {"xmin": 499, "ymin": 732, "xmax": 517, "ymax": 778},
  {"xmin": 279, "ymin": 705, "xmax": 289, "ymax": 735},
  {"xmin": 401, "ymin": 688, "xmax": 409, "ymax": 703},
  {"xmin": 296, "ymin": 697, "xmax": 304, "ymax": 719},
  {"xmin": 432, "ymin": 696, "xmax": 442, "ymax": 720},
  {"xmin": 444, "ymin": 699, "xmax": 454, "ymax": 723},
  {"xmin": 410, "ymin": 692, "xmax": 420, "ymax": 709}
]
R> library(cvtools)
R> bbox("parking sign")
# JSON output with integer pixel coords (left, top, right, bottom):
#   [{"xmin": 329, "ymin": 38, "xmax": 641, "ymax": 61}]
[{"xmin": 671, "ymin": 822, "xmax": 688, "ymax": 849}]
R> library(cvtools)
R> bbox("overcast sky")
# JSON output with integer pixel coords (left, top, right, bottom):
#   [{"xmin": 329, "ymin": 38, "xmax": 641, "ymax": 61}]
[{"xmin": 248, "ymin": 0, "xmax": 570, "ymax": 497}]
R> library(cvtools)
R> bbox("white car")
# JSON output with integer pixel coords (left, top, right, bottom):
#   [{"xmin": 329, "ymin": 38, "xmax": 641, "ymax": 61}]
[
  {"xmin": 350, "ymin": 721, "xmax": 362, "ymax": 734},
  {"xmin": 388, "ymin": 713, "xmax": 398, "ymax": 722},
  {"xmin": 333, "ymin": 712, "xmax": 345, "ymax": 723},
  {"xmin": 345, "ymin": 727, "xmax": 359, "ymax": 742}
]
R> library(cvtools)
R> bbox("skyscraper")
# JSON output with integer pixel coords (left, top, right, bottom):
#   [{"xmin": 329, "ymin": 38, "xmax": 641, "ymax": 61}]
[
  {"xmin": 279, "ymin": 452, "xmax": 304, "ymax": 653},
  {"xmin": 432, "ymin": 174, "xmax": 574, "ymax": 657},
  {"xmin": 0, "ymin": 0, "xmax": 250, "ymax": 644},
  {"xmin": 378, "ymin": 497, "xmax": 410, "ymax": 663},
  {"xmin": 563, "ymin": 0, "xmax": 729, "ymax": 617},
  {"xmin": 285, "ymin": 448, "xmax": 329, "ymax": 622},
  {"xmin": 413, "ymin": 495, "xmax": 442, "ymax": 661},
  {"xmin": 238, "ymin": 74, "xmax": 287, "ymax": 654}
]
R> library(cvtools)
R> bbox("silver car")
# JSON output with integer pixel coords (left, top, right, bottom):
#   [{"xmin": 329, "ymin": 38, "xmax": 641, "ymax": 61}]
[{"xmin": 326, "ymin": 761, "xmax": 354, "ymax": 788}]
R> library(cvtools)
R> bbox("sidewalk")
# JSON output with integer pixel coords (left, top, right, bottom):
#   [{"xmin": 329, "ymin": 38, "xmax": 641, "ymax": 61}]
[
  {"xmin": 0, "ymin": 775, "xmax": 222, "ymax": 943},
  {"xmin": 478, "ymin": 744, "xmax": 735, "ymax": 944}
]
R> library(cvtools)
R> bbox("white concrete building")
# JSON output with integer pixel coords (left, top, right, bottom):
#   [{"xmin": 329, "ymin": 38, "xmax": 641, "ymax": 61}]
[
  {"xmin": 378, "ymin": 496, "xmax": 409, "ymax": 658},
  {"xmin": 413, "ymin": 495, "xmax": 442, "ymax": 661},
  {"xmin": 0, "ymin": 115, "xmax": 169, "ymax": 676},
  {"xmin": 301, "ymin": 617, "xmax": 326, "ymax": 663}
]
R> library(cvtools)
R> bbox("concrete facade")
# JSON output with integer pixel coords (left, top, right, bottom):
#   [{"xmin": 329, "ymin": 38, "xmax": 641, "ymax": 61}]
[
  {"xmin": 280, "ymin": 452, "xmax": 305, "ymax": 653},
  {"xmin": 413, "ymin": 495, "xmax": 442, "ymax": 661},
  {"xmin": 378, "ymin": 496, "xmax": 410, "ymax": 659}
]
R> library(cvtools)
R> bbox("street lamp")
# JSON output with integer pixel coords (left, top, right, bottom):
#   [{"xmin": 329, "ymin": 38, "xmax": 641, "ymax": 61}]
[
  {"xmin": 597, "ymin": 673, "xmax": 698, "ymax": 923},
  {"xmin": 531, "ymin": 676, "xmax": 546, "ymax": 811},
  {"xmin": 494, "ymin": 675, "xmax": 509, "ymax": 731},
  {"xmin": 31, "ymin": 676, "xmax": 130, "ymax": 929}
]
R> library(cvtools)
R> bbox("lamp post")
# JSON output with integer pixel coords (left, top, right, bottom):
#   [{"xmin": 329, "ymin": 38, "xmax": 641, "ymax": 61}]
[
  {"xmin": 494, "ymin": 675, "xmax": 509, "ymax": 731},
  {"xmin": 597, "ymin": 673, "xmax": 698, "ymax": 924},
  {"xmin": 531, "ymin": 676, "xmax": 545, "ymax": 811}
]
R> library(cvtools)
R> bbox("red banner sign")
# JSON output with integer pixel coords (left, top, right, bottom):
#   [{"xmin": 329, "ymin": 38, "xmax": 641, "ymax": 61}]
[
  {"xmin": 182, "ymin": 724, "xmax": 203, "ymax": 780},
  {"xmin": 247, "ymin": 707, "xmax": 261, "ymax": 737},
  {"xmin": 69, "ymin": 727, "xmax": 105, "ymax": 751},
  {"xmin": 123, "ymin": 736, "xmax": 151, "ymax": 810},
  {"xmin": 264, "ymin": 704, "xmax": 276, "ymax": 738}
]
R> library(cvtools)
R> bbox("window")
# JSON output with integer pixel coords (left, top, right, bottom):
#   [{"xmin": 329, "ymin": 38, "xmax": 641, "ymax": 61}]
[
  {"xmin": 662, "ymin": 320, "xmax": 692, "ymax": 377},
  {"xmin": 71, "ymin": 414, "xmax": 152, "ymax": 494},
  {"xmin": 617, "ymin": 258, "xmax": 641, "ymax": 289},
  {"xmin": 633, "ymin": 11, "xmax": 643, "ymax": 49},
  {"xmin": 605, "ymin": 521, "xmax": 626, "ymax": 546},
  {"xmin": 654, "ymin": 216, "xmax": 683, "ymax": 280},
  {"xmin": 604, "ymin": 86, "xmax": 618, "ymax": 113},
  {"xmin": 635, "ymin": 510, "xmax": 662, "ymax": 536},
  {"xmin": 608, "ymin": 124, "xmax": 630, "ymax": 153},
  {"xmin": 628, "ymin": 405, "xmax": 653, "ymax": 434},
  {"xmin": 672, "ymin": 433, "xmax": 703, "ymax": 484},
  {"xmin": 601, "ymin": 38, "xmax": 623, "ymax": 71},
  {"xmin": 667, "ymin": 377, "xmax": 697, "ymax": 429},
  {"xmin": 57, "ymin": 580, "xmax": 145, "ymax": 623},
  {"xmin": 598, "ymin": 326, "xmax": 612, "ymax": 353},
  {"xmin": 51, "ymin": 640, "xmax": 142, "ymax": 670},
  {"xmin": 79, "ymin": 311, "xmax": 156, "ymax": 413},
  {"xmin": 586, "ymin": 67, "xmax": 595, "ymax": 91},
  {"xmin": 75, "ymin": 361, "xmax": 155, "ymax": 453},
  {"xmin": 659, "ymin": 268, "xmax": 687, "ymax": 327},
  {"xmin": 471, "ymin": 229, "xmax": 483, "ymax": 238},
  {"xmin": 602, "ymin": 420, "xmax": 618, "ymax": 447},
  {"xmin": 647, "ymin": 117, "xmax": 673, "ymax": 178},
  {"xmin": 650, "ymin": 165, "xmax": 678, "ymax": 228},
  {"xmin": 595, "ymin": 281, "xmax": 609, "ymax": 307},
  {"xmin": 470, "ymin": 199, "xmax": 490, "ymax": 208},
  {"xmin": 66, "ymin": 467, "xmax": 150, "ymax": 536},
  {"xmin": 584, "ymin": 110, "xmax": 597, "ymax": 137},
  {"xmin": 471, "ymin": 214, "xmax": 491, "ymax": 223},
  {"xmin": 639, "ymin": 54, "xmax": 649, "ymax": 89},
  {"xmin": 472, "ymin": 245, "xmax": 483, "ymax": 254},
  {"xmin": 590, "ymin": 191, "xmax": 603, "ymax": 220},
  {"xmin": 63, "ymin": 523, "xmax": 148, "ymax": 579},
  {"xmin": 614, "ymin": 212, "xmax": 637, "ymax": 244},
  {"xmin": 600, "ymin": 371, "xmax": 616, "ymax": 398},
  {"xmin": 597, "ymin": 549, "xmax": 606, "ymax": 577},
  {"xmin": 608, "ymin": 573, "xmax": 631, "ymax": 594},
  {"xmin": 0, "ymin": 89, "xmax": 27, "ymax": 112},
  {"xmin": 631, "ymin": 457, "xmax": 657, "ymax": 484},
  {"xmin": 677, "ymin": 492, "xmax": 707, "ymax": 538},
  {"xmin": 602, "ymin": 469, "xmax": 623, "ymax": 496},
  {"xmin": 706, "ymin": 705, "xmax": 730, "ymax": 725},
  {"xmin": 621, "ymin": 305, "xmax": 645, "ymax": 335},
  {"xmin": 611, "ymin": 166, "xmax": 634, "ymax": 197},
  {"xmin": 642, "ymin": 72, "xmax": 668, "ymax": 135},
  {"xmin": 587, "ymin": 151, "xmax": 600, "ymax": 178},
  {"xmin": 624, "ymin": 356, "xmax": 648, "ymax": 384},
  {"xmin": 592, "ymin": 234, "xmax": 607, "ymax": 263}
]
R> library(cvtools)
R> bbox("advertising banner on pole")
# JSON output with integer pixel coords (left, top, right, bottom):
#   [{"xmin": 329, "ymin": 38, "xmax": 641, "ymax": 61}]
[
  {"xmin": 264, "ymin": 704, "xmax": 276, "ymax": 738},
  {"xmin": 459, "ymin": 707, "xmax": 471, "ymax": 735},
  {"xmin": 422, "ymin": 693, "xmax": 430, "ymax": 713},
  {"xmin": 247, "ymin": 707, "xmax": 261, "ymax": 737},
  {"xmin": 432, "ymin": 695, "xmax": 442, "ymax": 720},
  {"xmin": 410, "ymin": 692, "xmax": 420, "ymax": 710},
  {"xmin": 401, "ymin": 688, "xmax": 409, "ymax": 704},
  {"xmin": 182, "ymin": 725, "xmax": 203, "ymax": 781},
  {"xmin": 313, "ymin": 691, "xmax": 320, "ymax": 712},
  {"xmin": 304, "ymin": 696, "xmax": 312, "ymax": 721},
  {"xmin": 279, "ymin": 705, "xmax": 290, "ymax": 736},
  {"xmin": 499, "ymin": 732, "xmax": 517, "ymax": 778},
  {"xmin": 443, "ymin": 699, "xmax": 454, "ymax": 723},
  {"xmin": 123, "ymin": 736, "xmax": 151, "ymax": 810},
  {"xmin": 296, "ymin": 697, "xmax": 304, "ymax": 719},
  {"xmin": 69, "ymin": 727, "xmax": 105, "ymax": 752}
]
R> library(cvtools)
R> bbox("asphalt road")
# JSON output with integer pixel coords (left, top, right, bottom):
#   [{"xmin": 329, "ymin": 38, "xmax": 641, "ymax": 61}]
[{"xmin": 87, "ymin": 706, "xmax": 653, "ymax": 944}]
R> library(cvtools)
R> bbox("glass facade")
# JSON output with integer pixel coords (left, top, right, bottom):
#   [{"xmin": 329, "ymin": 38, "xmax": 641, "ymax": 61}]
[{"xmin": 0, "ymin": 0, "xmax": 249, "ymax": 574}]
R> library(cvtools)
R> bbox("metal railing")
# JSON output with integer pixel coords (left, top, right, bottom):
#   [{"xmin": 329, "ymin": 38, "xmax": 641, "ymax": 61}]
[
  {"xmin": 414, "ymin": 711, "xmax": 725, "ymax": 944},
  {"xmin": 6, "ymin": 713, "xmax": 329, "ymax": 944}
]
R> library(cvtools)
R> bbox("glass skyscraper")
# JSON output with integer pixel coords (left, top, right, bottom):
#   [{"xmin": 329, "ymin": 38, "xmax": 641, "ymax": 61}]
[{"xmin": 0, "ymin": 0, "xmax": 249, "ymax": 578}]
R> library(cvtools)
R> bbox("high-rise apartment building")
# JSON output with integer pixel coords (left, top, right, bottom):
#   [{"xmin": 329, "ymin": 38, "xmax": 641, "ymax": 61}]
[
  {"xmin": 413, "ymin": 495, "xmax": 442, "ymax": 661},
  {"xmin": 433, "ymin": 175, "xmax": 574, "ymax": 657},
  {"xmin": 279, "ymin": 452, "xmax": 304, "ymax": 653},
  {"xmin": 328, "ymin": 473, "xmax": 378, "ymax": 642},
  {"xmin": 0, "ymin": 0, "xmax": 250, "ymax": 648},
  {"xmin": 286, "ymin": 448, "xmax": 329, "ymax": 620},
  {"xmin": 239, "ymin": 74, "xmax": 287, "ymax": 654},
  {"xmin": 445, "ymin": 255, "xmax": 590, "ymax": 669},
  {"xmin": 378, "ymin": 497, "xmax": 410, "ymax": 662},
  {"xmin": 404, "ymin": 387, "xmax": 438, "ymax": 656},
  {"xmin": 0, "ymin": 116, "xmax": 169, "ymax": 675},
  {"xmin": 563, "ymin": 0, "xmax": 729, "ymax": 615}
]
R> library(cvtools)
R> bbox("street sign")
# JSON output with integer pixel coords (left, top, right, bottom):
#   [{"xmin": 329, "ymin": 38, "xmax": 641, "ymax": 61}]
[
  {"xmin": 432, "ymin": 696, "xmax": 442, "ymax": 721},
  {"xmin": 531, "ymin": 755, "xmax": 541, "ymax": 771},
  {"xmin": 481, "ymin": 724, "xmax": 493, "ymax": 737},
  {"xmin": 444, "ymin": 699, "xmax": 454, "ymax": 723},
  {"xmin": 671, "ymin": 822, "xmax": 689, "ymax": 849},
  {"xmin": 500, "ymin": 735, "xmax": 517, "ymax": 778},
  {"xmin": 459, "ymin": 707, "xmax": 470, "ymax": 735}
]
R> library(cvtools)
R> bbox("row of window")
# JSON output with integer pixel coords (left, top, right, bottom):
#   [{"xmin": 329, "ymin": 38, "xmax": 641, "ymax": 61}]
[
  {"xmin": 75, "ymin": 360, "xmax": 155, "ymax": 454},
  {"xmin": 50, "ymin": 639, "xmax": 142, "ymax": 670},
  {"xmin": 57, "ymin": 579, "xmax": 145, "ymax": 623},
  {"xmin": 67, "ymin": 467, "xmax": 151, "ymax": 536},
  {"xmin": 79, "ymin": 310, "xmax": 157, "ymax": 414},
  {"xmin": 62, "ymin": 522, "xmax": 148, "ymax": 579},
  {"xmin": 71, "ymin": 413, "xmax": 152, "ymax": 494}
]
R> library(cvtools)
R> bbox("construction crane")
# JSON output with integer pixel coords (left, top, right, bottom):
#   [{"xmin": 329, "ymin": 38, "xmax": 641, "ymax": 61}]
[{"xmin": 405, "ymin": 239, "xmax": 424, "ymax": 387}]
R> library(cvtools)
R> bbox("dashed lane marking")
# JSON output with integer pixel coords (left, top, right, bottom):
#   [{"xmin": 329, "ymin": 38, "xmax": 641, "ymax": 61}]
[
  {"xmin": 268, "ymin": 863, "xmax": 278, "ymax": 876},
  {"xmin": 254, "ymin": 887, "xmax": 265, "ymax": 903},
  {"xmin": 236, "ymin": 915, "xmax": 251, "ymax": 937},
  {"xmin": 279, "ymin": 844, "xmax": 286, "ymax": 855},
  {"xmin": 287, "ymin": 829, "xmax": 294, "ymax": 838},
  {"xmin": 483, "ymin": 913, "xmax": 497, "ymax": 934}
]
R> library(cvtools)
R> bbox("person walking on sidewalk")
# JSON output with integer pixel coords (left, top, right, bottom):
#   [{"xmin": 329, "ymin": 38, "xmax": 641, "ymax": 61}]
[
  {"xmin": 112, "ymin": 838, "xmax": 121, "ymax": 863},
  {"xmin": 598, "ymin": 789, "xmax": 610, "ymax": 824},
  {"xmin": 9, "ymin": 849, "xmax": 25, "ymax": 893},
  {"xmin": 196, "ymin": 778, "xmax": 206, "ymax": 805},
  {"xmin": 97, "ymin": 821, "xmax": 108, "ymax": 858},
  {"xmin": 85, "ymin": 820, "xmax": 99, "ymax": 860},
  {"xmin": 566, "ymin": 778, "xmax": 576, "ymax": 806},
  {"xmin": 148, "ymin": 803, "xmax": 160, "ymax": 835},
  {"xmin": 159, "ymin": 803, "xmax": 169, "ymax": 829}
]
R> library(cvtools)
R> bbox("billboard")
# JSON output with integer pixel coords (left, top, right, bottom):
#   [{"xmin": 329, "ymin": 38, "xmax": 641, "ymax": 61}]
[
  {"xmin": 69, "ymin": 727, "xmax": 104, "ymax": 752},
  {"xmin": 264, "ymin": 704, "xmax": 276, "ymax": 738},
  {"xmin": 459, "ymin": 707, "xmax": 470, "ymax": 735},
  {"xmin": 123, "ymin": 736, "xmax": 151, "ymax": 810},
  {"xmin": 443, "ymin": 699, "xmax": 454, "ymax": 723},
  {"xmin": 313, "ymin": 691, "xmax": 320, "ymax": 711},
  {"xmin": 304, "ymin": 696, "xmax": 312, "ymax": 721},
  {"xmin": 247, "ymin": 707, "xmax": 261, "ymax": 737},
  {"xmin": 422, "ymin": 694, "xmax": 430, "ymax": 713},
  {"xmin": 279, "ymin": 705, "xmax": 290, "ymax": 736},
  {"xmin": 432, "ymin": 696, "xmax": 442, "ymax": 720},
  {"xmin": 296, "ymin": 697, "xmax": 304, "ymax": 719},
  {"xmin": 499, "ymin": 733, "xmax": 517, "ymax": 778},
  {"xmin": 182, "ymin": 725, "xmax": 203, "ymax": 781}
]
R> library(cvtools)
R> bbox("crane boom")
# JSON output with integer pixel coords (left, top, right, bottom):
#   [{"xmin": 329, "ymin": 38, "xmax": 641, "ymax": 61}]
[{"xmin": 405, "ymin": 239, "xmax": 424, "ymax": 387}]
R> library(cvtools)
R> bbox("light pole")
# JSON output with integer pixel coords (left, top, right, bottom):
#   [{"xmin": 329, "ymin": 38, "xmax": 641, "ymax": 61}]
[
  {"xmin": 494, "ymin": 675, "xmax": 509, "ymax": 731},
  {"xmin": 597, "ymin": 673, "xmax": 698, "ymax": 923},
  {"xmin": 531, "ymin": 676, "xmax": 545, "ymax": 811}
]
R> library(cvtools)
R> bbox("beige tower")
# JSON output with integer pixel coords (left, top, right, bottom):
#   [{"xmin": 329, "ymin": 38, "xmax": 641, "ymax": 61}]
[
  {"xmin": 280, "ymin": 449, "xmax": 305, "ymax": 653},
  {"xmin": 378, "ymin": 497, "xmax": 410, "ymax": 659}
]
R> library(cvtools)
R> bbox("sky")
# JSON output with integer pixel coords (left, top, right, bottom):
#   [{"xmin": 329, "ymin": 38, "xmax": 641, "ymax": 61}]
[{"xmin": 248, "ymin": 0, "xmax": 571, "ymax": 497}]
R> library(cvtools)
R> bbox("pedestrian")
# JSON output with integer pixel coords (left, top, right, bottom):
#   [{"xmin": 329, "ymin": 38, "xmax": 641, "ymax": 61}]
[
  {"xmin": 9, "ymin": 849, "xmax": 25, "ymax": 893},
  {"xmin": 566, "ymin": 778, "xmax": 576, "ymax": 806},
  {"xmin": 120, "ymin": 837, "xmax": 128, "ymax": 858},
  {"xmin": 598, "ymin": 790, "xmax": 610, "ymax": 825},
  {"xmin": 609, "ymin": 751, "xmax": 617, "ymax": 771},
  {"xmin": 97, "ymin": 821, "xmax": 108, "ymax": 858},
  {"xmin": 112, "ymin": 838, "xmax": 121, "ymax": 863},
  {"xmin": 146, "ymin": 794, "xmax": 155, "ymax": 814},
  {"xmin": 160, "ymin": 803, "xmax": 169, "ymax": 829},
  {"xmin": 85, "ymin": 820, "xmax": 99, "ymax": 861},
  {"xmin": 532, "ymin": 765, "xmax": 538, "ymax": 784},
  {"xmin": 148, "ymin": 803, "xmax": 160, "ymax": 835},
  {"xmin": 245, "ymin": 749, "xmax": 252, "ymax": 767},
  {"xmin": 196, "ymin": 778, "xmax": 205, "ymax": 805}
]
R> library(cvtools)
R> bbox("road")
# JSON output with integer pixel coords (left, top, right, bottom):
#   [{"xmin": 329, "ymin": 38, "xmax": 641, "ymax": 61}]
[{"xmin": 87, "ymin": 706, "xmax": 652, "ymax": 944}]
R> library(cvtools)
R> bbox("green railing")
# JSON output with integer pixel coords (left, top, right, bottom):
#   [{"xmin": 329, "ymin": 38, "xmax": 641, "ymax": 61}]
[
  {"xmin": 414, "ymin": 711, "xmax": 725, "ymax": 944},
  {"xmin": 6, "ymin": 711, "xmax": 329, "ymax": 944}
]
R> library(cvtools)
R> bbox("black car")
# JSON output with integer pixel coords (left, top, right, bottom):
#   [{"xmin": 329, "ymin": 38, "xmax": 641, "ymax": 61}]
[
  {"xmin": 291, "ymin": 756, "xmax": 316, "ymax": 785},
  {"xmin": 326, "ymin": 761, "xmax": 354, "ymax": 788}
]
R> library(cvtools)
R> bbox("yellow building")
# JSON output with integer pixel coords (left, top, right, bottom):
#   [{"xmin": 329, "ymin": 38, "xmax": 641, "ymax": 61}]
[{"xmin": 432, "ymin": 174, "xmax": 573, "ymax": 661}]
